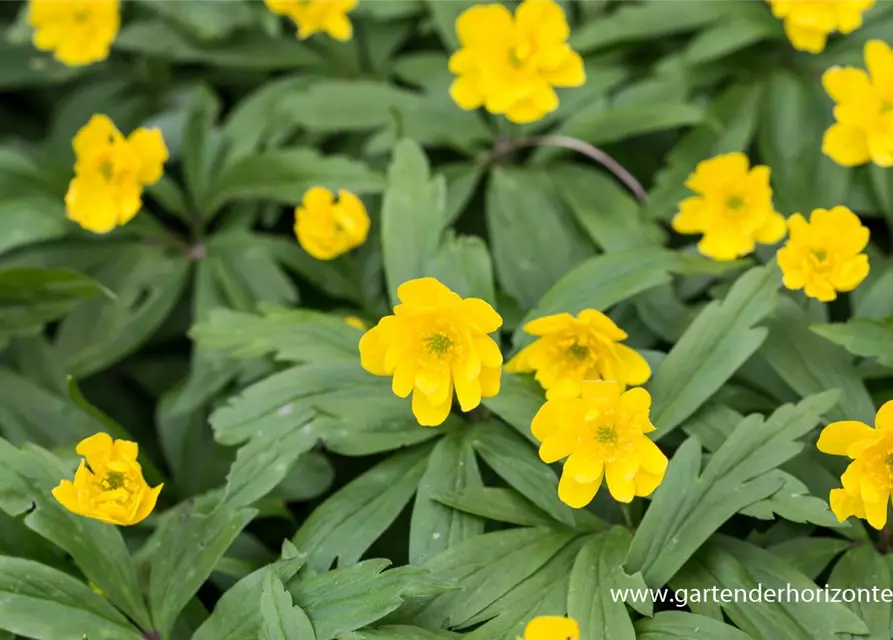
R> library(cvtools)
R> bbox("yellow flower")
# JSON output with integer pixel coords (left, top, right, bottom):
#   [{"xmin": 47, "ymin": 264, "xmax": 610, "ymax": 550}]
[
  {"xmin": 817, "ymin": 401, "xmax": 893, "ymax": 529},
  {"xmin": 52, "ymin": 433, "xmax": 162, "ymax": 526},
  {"xmin": 359, "ymin": 277, "xmax": 503, "ymax": 427},
  {"xmin": 532, "ymin": 381, "xmax": 667, "ymax": 508},
  {"xmin": 264, "ymin": 0, "xmax": 357, "ymax": 41},
  {"xmin": 448, "ymin": 0, "xmax": 585, "ymax": 124},
  {"xmin": 506, "ymin": 310, "xmax": 650, "ymax": 400},
  {"xmin": 822, "ymin": 40, "xmax": 893, "ymax": 167},
  {"xmin": 65, "ymin": 114, "xmax": 167, "ymax": 234},
  {"xmin": 520, "ymin": 616, "xmax": 579, "ymax": 640},
  {"xmin": 672, "ymin": 152, "xmax": 786, "ymax": 261},
  {"xmin": 767, "ymin": 0, "xmax": 874, "ymax": 54},
  {"xmin": 28, "ymin": 0, "xmax": 120, "ymax": 67},
  {"xmin": 777, "ymin": 206, "xmax": 869, "ymax": 302},
  {"xmin": 344, "ymin": 315, "xmax": 368, "ymax": 330},
  {"xmin": 294, "ymin": 187, "xmax": 370, "ymax": 261}
]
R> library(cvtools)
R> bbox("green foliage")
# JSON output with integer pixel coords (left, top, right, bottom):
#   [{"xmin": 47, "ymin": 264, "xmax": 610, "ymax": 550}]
[{"xmin": 2, "ymin": 1, "xmax": 893, "ymax": 639}]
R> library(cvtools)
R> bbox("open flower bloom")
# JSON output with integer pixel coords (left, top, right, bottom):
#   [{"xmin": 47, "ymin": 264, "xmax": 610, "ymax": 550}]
[
  {"xmin": 294, "ymin": 187, "xmax": 370, "ymax": 260},
  {"xmin": 52, "ymin": 433, "xmax": 162, "ymax": 526},
  {"xmin": 532, "ymin": 381, "xmax": 667, "ymax": 508},
  {"xmin": 264, "ymin": 0, "xmax": 357, "ymax": 41},
  {"xmin": 65, "ymin": 114, "xmax": 167, "ymax": 234},
  {"xmin": 359, "ymin": 277, "xmax": 503, "ymax": 427},
  {"xmin": 822, "ymin": 40, "xmax": 893, "ymax": 167},
  {"xmin": 767, "ymin": 1, "xmax": 875, "ymax": 54},
  {"xmin": 506, "ymin": 310, "xmax": 650, "ymax": 399},
  {"xmin": 672, "ymin": 152, "xmax": 786, "ymax": 261},
  {"xmin": 777, "ymin": 206, "xmax": 869, "ymax": 302},
  {"xmin": 449, "ymin": 0, "xmax": 585, "ymax": 124},
  {"xmin": 520, "ymin": 616, "xmax": 579, "ymax": 640},
  {"xmin": 817, "ymin": 401, "xmax": 893, "ymax": 529},
  {"xmin": 28, "ymin": 0, "xmax": 120, "ymax": 67}
]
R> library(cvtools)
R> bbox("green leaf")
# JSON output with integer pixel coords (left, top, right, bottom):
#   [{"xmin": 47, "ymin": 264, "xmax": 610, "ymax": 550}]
[
  {"xmin": 291, "ymin": 561, "xmax": 451, "ymax": 640},
  {"xmin": 425, "ymin": 0, "xmax": 478, "ymax": 50},
  {"xmin": 432, "ymin": 487, "xmax": 556, "ymax": 529},
  {"xmin": 293, "ymin": 444, "xmax": 433, "ymax": 573},
  {"xmin": 0, "ymin": 267, "xmax": 108, "ymax": 345},
  {"xmin": 552, "ymin": 164, "xmax": 666, "ymax": 252},
  {"xmin": 635, "ymin": 611, "xmax": 754, "ymax": 640},
  {"xmin": 55, "ymin": 248, "xmax": 190, "ymax": 379},
  {"xmin": 828, "ymin": 546, "xmax": 892, "ymax": 640},
  {"xmin": 0, "ymin": 197, "xmax": 68, "ymax": 258},
  {"xmin": 694, "ymin": 537, "xmax": 868, "ymax": 640},
  {"xmin": 768, "ymin": 538, "xmax": 849, "ymax": 581},
  {"xmin": 115, "ymin": 20, "xmax": 321, "ymax": 68},
  {"xmin": 645, "ymin": 83, "xmax": 762, "ymax": 220},
  {"xmin": 570, "ymin": 528, "xmax": 650, "ymax": 640},
  {"xmin": 193, "ymin": 545, "xmax": 307, "ymax": 640},
  {"xmin": 486, "ymin": 167, "xmax": 593, "ymax": 309},
  {"xmin": 758, "ymin": 297, "xmax": 875, "ymax": 424},
  {"xmin": 208, "ymin": 232, "xmax": 299, "ymax": 307},
  {"xmin": 628, "ymin": 392, "xmax": 837, "ymax": 587},
  {"xmin": 146, "ymin": 502, "xmax": 256, "ymax": 637},
  {"xmin": 260, "ymin": 572, "xmax": 316, "ymax": 640},
  {"xmin": 415, "ymin": 528, "xmax": 577, "ymax": 629},
  {"xmin": 410, "ymin": 433, "xmax": 484, "ymax": 566},
  {"xmin": 482, "ymin": 373, "xmax": 546, "ymax": 443},
  {"xmin": 650, "ymin": 263, "xmax": 780, "ymax": 440},
  {"xmin": 739, "ymin": 470, "xmax": 840, "ymax": 528},
  {"xmin": 812, "ymin": 318, "xmax": 893, "ymax": 368},
  {"xmin": 471, "ymin": 421, "xmax": 575, "ymax": 527},
  {"xmin": 679, "ymin": 8, "xmax": 782, "ymax": 66},
  {"xmin": 340, "ymin": 627, "xmax": 457, "ymax": 640},
  {"xmin": 0, "ymin": 556, "xmax": 143, "ymax": 640},
  {"xmin": 552, "ymin": 101, "xmax": 704, "ymax": 148},
  {"xmin": 208, "ymin": 148, "xmax": 385, "ymax": 214},
  {"xmin": 181, "ymin": 85, "xmax": 222, "ymax": 213}
]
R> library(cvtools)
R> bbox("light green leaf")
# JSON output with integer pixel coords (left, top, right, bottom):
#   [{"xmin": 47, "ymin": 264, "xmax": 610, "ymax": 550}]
[
  {"xmin": 628, "ymin": 392, "xmax": 837, "ymax": 587},
  {"xmin": 340, "ymin": 627, "xmax": 457, "ymax": 640},
  {"xmin": 181, "ymin": 85, "xmax": 222, "ymax": 213},
  {"xmin": 650, "ymin": 263, "xmax": 780, "ymax": 440},
  {"xmin": 768, "ymin": 538, "xmax": 849, "ymax": 581},
  {"xmin": 828, "ymin": 546, "xmax": 892, "ymax": 640},
  {"xmin": 486, "ymin": 167, "xmax": 593, "ymax": 309},
  {"xmin": 432, "ymin": 487, "xmax": 556, "ymax": 529},
  {"xmin": 635, "ymin": 611, "xmax": 754, "ymax": 640},
  {"xmin": 293, "ymin": 444, "xmax": 433, "ymax": 573},
  {"xmin": 739, "ymin": 470, "xmax": 840, "ymax": 528},
  {"xmin": 208, "ymin": 148, "xmax": 385, "ymax": 214},
  {"xmin": 0, "ymin": 197, "xmax": 68, "ymax": 258},
  {"xmin": 410, "ymin": 433, "xmax": 484, "ymax": 566},
  {"xmin": 645, "ymin": 83, "xmax": 762, "ymax": 220},
  {"xmin": 260, "ymin": 572, "xmax": 316, "ymax": 640},
  {"xmin": 147, "ymin": 502, "xmax": 256, "ymax": 637},
  {"xmin": 570, "ymin": 528, "xmax": 650, "ymax": 640},
  {"xmin": 482, "ymin": 373, "xmax": 545, "ymax": 444},
  {"xmin": 553, "ymin": 102, "xmax": 703, "ymax": 148},
  {"xmin": 291, "ymin": 561, "xmax": 451, "ymax": 640},
  {"xmin": 0, "ymin": 556, "xmax": 143, "ymax": 640},
  {"xmin": 812, "ymin": 318, "xmax": 893, "ymax": 368},
  {"xmin": 758, "ymin": 297, "xmax": 875, "ymax": 424},
  {"xmin": 115, "ymin": 20, "xmax": 321, "ymax": 68}
]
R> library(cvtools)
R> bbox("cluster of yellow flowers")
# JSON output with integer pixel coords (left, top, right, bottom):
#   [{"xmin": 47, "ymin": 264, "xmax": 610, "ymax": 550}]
[{"xmin": 767, "ymin": 0, "xmax": 875, "ymax": 53}]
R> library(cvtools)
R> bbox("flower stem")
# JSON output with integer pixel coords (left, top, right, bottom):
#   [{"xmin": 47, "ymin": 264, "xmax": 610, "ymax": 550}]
[
  {"xmin": 477, "ymin": 134, "xmax": 647, "ymax": 203},
  {"xmin": 620, "ymin": 503, "xmax": 635, "ymax": 531}
]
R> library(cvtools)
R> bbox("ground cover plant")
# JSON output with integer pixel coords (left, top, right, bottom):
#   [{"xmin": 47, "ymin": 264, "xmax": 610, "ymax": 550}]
[{"xmin": 2, "ymin": 0, "xmax": 893, "ymax": 639}]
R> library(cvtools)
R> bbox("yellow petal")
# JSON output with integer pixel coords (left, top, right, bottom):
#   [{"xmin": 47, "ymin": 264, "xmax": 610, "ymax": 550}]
[
  {"xmin": 576, "ymin": 309, "xmax": 627, "ymax": 341},
  {"xmin": 672, "ymin": 196, "xmax": 707, "ymax": 234},
  {"xmin": 619, "ymin": 386, "xmax": 652, "ymax": 416},
  {"xmin": 558, "ymin": 471, "xmax": 600, "ymax": 509},
  {"xmin": 523, "ymin": 616, "xmax": 580, "ymax": 640},
  {"xmin": 112, "ymin": 439, "xmax": 139, "ymax": 462},
  {"xmin": 531, "ymin": 398, "xmax": 567, "ymax": 442},
  {"xmin": 76, "ymin": 432, "xmax": 114, "ymax": 466},
  {"xmin": 131, "ymin": 484, "xmax": 163, "ymax": 525},
  {"xmin": 127, "ymin": 128, "xmax": 168, "ymax": 185},
  {"xmin": 479, "ymin": 364, "xmax": 501, "ymax": 398},
  {"xmin": 303, "ymin": 186, "xmax": 334, "ymax": 210},
  {"xmin": 865, "ymin": 40, "xmax": 893, "ymax": 101},
  {"xmin": 411, "ymin": 387, "xmax": 453, "ymax": 427},
  {"xmin": 754, "ymin": 213, "xmax": 787, "ymax": 244},
  {"xmin": 52, "ymin": 480, "xmax": 83, "ymax": 516},
  {"xmin": 564, "ymin": 452, "xmax": 603, "ymax": 483},
  {"xmin": 455, "ymin": 4, "xmax": 513, "ymax": 46},
  {"xmin": 613, "ymin": 344, "xmax": 651, "ymax": 386},
  {"xmin": 393, "ymin": 363, "xmax": 416, "ymax": 398},
  {"xmin": 545, "ymin": 51, "xmax": 586, "ymax": 87},
  {"xmin": 580, "ymin": 379, "xmax": 621, "ymax": 402},
  {"xmin": 451, "ymin": 362, "xmax": 482, "ymax": 412},
  {"xmin": 822, "ymin": 122, "xmax": 871, "ymax": 166},
  {"xmin": 359, "ymin": 325, "xmax": 390, "ymax": 375},
  {"xmin": 73, "ymin": 114, "xmax": 122, "ymax": 158},
  {"xmin": 325, "ymin": 13, "xmax": 353, "ymax": 41},
  {"xmin": 829, "ymin": 254, "xmax": 869, "ymax": 292},
  {"xmin": 784, "ymin": 21, "xmax": 827, "ymax": 53},
  {"xmin": 461, "ymin": 298, "xmax": 503, "ymax": 334},
  {"xmin": 605, "ymin": 455, "xmax": 639, "ymax": 503},
  {"xmin": 397, "ymin": 277, "xmax": 457, "ymax": 306},
  {"xmin": 515, "ymin": 0, "xmax": 570, "ymax": 43},
  {"xmin": 450, "ymin": 77, "xmax": 485, "ymax": 110},
  {"xmin": 863, "ymin": 495, "xmax": 889, "ymax": 530},
  {"xmin": 539, "ymin": 428, "xmax": 577, "ymax": 464},
  {"xmin": 818, "ymin": 420, "xmax": 875, "ymax": 456},
  {"xmin": 684, "ymin": 153, "xmax": 749, "ymax": 194},
  {"xmin": 635, "ymin": 437, "xmax": 668, "ymax": 476},
  {"xmin": 634, "ymin": 469, "xmax": 664, "ymax": 498}
]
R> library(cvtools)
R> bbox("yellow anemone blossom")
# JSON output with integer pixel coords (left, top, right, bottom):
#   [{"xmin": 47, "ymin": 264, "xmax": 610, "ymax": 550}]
[
  {"xmin": 672, "ymin": 152, "xmax": 786, "ymax": 261},
  {"xmin": 817, "ymin": 401, "xmax": 893, "ymax": 529},
  {"xmin": 822, "ymin": 40, "xmax": 893, "ymax": 167},
  {"xmin": 506, "ymin": 310, "xmax": 650, "ymax": 399},
  {"xmin": 52, "ymin": 433, "xmax": 162, "ymax": 526},
  {"xmin": 767, "ymin": 0, "xmax": 875, "ymax": 54},
  {"xmin": 449, "ymin": 0, "xmax": 585, "ymax": 124},
  {"xmin": 28, "ymin": 0, "xmax": 120, "ymax": 67},
  {"xmin": 777, "ymin": 206, "xmax": 869, "ymax": 302},
  {"xmin": 264, "ymin": 0, "xmax": 357, "ymax": 41},
  {"xmin": 294, "ymin": 187, "xmax": 370, "ymax": 260},
  {"xmin": 65, "ymin": 114, "xmax": 167, "ymax": 234},
  {"xmin": 532, "ymin": 381, "xmax": 667, "ymax": 508},
  {"xmin": 520, "ymin": 616, "xmax": 579, "ymax": 640},
  {"xmin": 359, "ymin": 277, "xmax": 503, "ymax": 427}
]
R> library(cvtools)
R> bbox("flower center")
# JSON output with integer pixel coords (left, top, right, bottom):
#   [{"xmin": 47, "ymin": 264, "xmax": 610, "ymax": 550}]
[
  {"xmin": 811, "ymin": 247, "xmax": 828, "ymax": 262},
  {"xmin": 73, "ymin": 10, "xmax": 91, "ymax": 22},
  {"xmin": 596, "ymin": 424, "xmax": 617, "ymax": 444},
  {"xmin": 101, "ymin": 471, "xmax": 126, "ymax": 491},
  {"xmin": 567, "ymin": 343, "xmax": 590, "ymax": 361},
  {"xmin": 508, "ymin": 41, "xmax": 532, "ymax": 68},
  {"xmin": 98, "ymin": 159, "xmax": 114, "ymax": 181},
  {"xmin": 725, "ymin": 195, "xmax": 745, "ymax": 211},
  {"xmin": 426, "ymin": 332, "xmax": 453, "ymax": 355}
]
